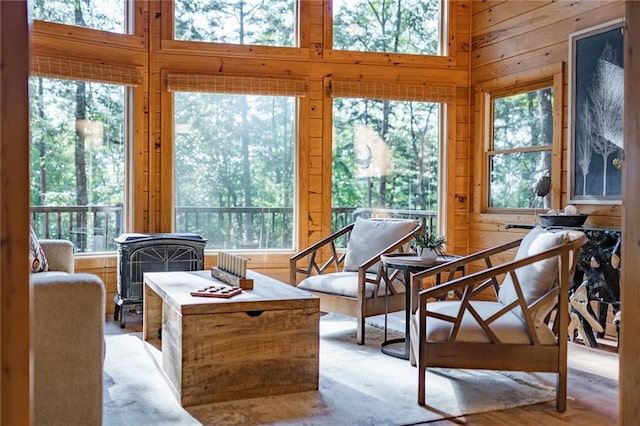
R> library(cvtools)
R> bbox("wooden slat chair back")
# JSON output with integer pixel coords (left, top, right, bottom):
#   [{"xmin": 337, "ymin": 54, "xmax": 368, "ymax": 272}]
[
  {"xmin": 409, "ymin": 227, "xmax": 587, "ymax": 412},
  {"xmin": 290, "ymin": 217, "xmax": 421, "ymax": 344}
]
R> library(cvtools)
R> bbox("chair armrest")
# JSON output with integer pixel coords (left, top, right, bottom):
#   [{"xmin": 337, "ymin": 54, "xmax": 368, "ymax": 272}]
[
  {"xmin": 290, "ymin": 223, "xmax": 354, "ymax": 262},
  {"xmin": 417, "ymin": 237, "xmax": 580, "ymax": 302},
  {"xmin": 31, "ymin": 273, "xmax": 105, "ymax": 425},
  {"xmin": 289, "ymin": 223, "xmax": 355, "ymax": 284},
  {"xmin": 412, "ymin": 238, "xmax": 522, "ymax": 285},
  {"xmin": 39, "ymin": 239, "xmax": 75, "ymax": 273}
]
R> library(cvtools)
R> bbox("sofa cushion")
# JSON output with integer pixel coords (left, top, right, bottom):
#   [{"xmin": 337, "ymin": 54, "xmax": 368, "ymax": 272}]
[
  {"xmin": 344, "ymin": 218, "xmax": 418, "ymax": 273},
  {"xmin": 498, "ymin": 227, "xmax": 568, "ymax": 325},
  {"xmin": 29, "ymin": 225, "xmax": 49, "ymax": 273}
]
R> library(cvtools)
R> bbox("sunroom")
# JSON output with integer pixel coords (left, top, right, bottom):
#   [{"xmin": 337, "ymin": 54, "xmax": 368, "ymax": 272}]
[{"xmin": 1, "ymin": 0, "xmax": 639, "ymax": 424}]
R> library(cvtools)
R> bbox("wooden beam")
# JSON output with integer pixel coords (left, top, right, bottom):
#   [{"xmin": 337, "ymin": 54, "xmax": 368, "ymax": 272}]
[
  {"xmin": 620, "ymin": 2, "xmax": 640, "ymax": 424},
  {"xmin": 0, "ymin": 1, "xmax": 31, "ymax": 423}
]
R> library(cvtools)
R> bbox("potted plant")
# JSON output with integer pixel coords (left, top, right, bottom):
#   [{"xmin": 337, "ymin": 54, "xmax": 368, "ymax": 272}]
[{"xmin": 412, "ymin": 230, "xmax": 447, "ymax": 260}]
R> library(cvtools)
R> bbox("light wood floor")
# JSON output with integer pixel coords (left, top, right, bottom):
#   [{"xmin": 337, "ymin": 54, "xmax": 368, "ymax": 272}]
[
  {"xmin": 425, "ymin": 335, "xmax": 619, "ymax": 426},
  {"xmin": 107, "ymin": 312, "xmax": 619, "ymax": 426}
]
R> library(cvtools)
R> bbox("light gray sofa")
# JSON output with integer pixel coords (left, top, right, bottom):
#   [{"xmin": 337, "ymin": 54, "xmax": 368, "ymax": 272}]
[{"xmin": 31, "ymin": 239, "xmax": 105, "ymax": 426}]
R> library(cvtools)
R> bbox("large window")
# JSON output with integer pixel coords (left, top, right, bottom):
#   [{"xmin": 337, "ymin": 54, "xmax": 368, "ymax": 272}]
[
  {"xmin": 332, "ymin": 97, "xmax": 441, "ymax": 232},
  {"xmin": 30, "ymin": 0, "xmax": 126, "ymax": 34},
  {"xmin": 29, "ymin": 77, "xmax": 126, "ymax": 252},
  {"xmin": 173, "ymin": 92, "xmax": 295, "ymax": 250},
  {"xmin": 487, "ymin": 86, "xmax": 554, "ymax": 210},
  {"xmin": 333, "ymin": 0, "xmax": 441, "ymax": 56},
  {"xmin": 174, "ymin": 0, "xmax": 295, "ymax": 46}
]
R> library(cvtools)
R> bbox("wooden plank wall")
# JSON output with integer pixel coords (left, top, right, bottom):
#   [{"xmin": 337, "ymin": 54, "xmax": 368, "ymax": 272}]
[
  {"xmin": 30, "ymin": 0, "xmax": 472, "ymax": 314},
  {"xmin": 469, "ymin": 0, "xmax": 624, "ymax": 252}
]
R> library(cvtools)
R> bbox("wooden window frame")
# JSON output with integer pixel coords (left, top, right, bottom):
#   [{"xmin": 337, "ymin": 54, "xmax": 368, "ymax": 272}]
[
  {"xmin": 327, "ymin": 78, "xmax": 451, "ymax": 236},
  {"xmin": 475, "ymin": 63, "xmax": 564, "ymax": 214},
  {"xmin": 30, "ymin": 0, "xmax": 131, "ymax": 35},
  {"xmin": 162, "ymin": 71, "xmax": 306, "ymax": 242},
  {"xmin": 29, "ymin": 1, "xmax": 146, "ymax": 255},
  {"xmin": 27, "ymin": 75, "xmax": 135, "ymax": 255},
  {"xmin": 160, "ymin": 0, "xmax": 309, "ymax": 59},
  {"xmin": 323, "ymin": 0, "xmax": 454, "ymax": 68}
]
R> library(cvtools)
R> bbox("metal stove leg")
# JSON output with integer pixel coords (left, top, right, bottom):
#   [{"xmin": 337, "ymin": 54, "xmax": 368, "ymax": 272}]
[{"xmin": 119, "ymin": 305, "xmax": 128, "ymax": 328}]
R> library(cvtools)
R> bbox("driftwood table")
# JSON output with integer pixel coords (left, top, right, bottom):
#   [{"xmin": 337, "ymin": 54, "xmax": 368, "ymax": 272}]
[{"xmin": 505, "ymin": 224, "xmax": 621, "ymax": 349}]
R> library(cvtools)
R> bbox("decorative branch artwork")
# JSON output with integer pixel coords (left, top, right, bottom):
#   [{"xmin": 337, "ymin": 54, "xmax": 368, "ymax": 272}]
[{"xmin": 569, "ymin": 19, "xmax": 624, "ymax": 203}]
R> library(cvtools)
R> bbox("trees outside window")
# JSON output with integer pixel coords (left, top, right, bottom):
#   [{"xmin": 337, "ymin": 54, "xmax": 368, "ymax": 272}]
[
  {"xmin": 31, "ymin": 0, "xmax": 126, "ymax": 34},
  {"xmin": 173, "ymin": 92, "xmax": 295, "ymax": 250},
  {"xmin": 487, "ymin": 87, "xmax": 553, "ymax": 210},
  {"xmin": 332, "ymin": 98, "xmax": 440, "ymax": 231},
  {"xmin": 174, "ymin": 0, "xmax": 295, "ymax": 46},
  {"xmin": 333, "ymin": 0, "xmax": 441, "ymax": 55},
  {"xmin": 29, "ymin": 78, "xmax": 126, "ymax": 252}
]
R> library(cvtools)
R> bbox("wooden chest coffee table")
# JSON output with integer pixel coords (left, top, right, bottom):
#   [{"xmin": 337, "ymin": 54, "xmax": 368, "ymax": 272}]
[{"xmin": 143, "ymin": 270, "xmax": 319, "ymax": 406}]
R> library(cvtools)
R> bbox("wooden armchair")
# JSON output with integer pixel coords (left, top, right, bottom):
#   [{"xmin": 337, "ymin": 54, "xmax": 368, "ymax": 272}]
[
  {"xmin": 409, "ymin": 227, "xmax": 586, "ymax": 412},
  {"xmin": 290, "ymin": 217, "xmax": 421, "ymax": 344}
]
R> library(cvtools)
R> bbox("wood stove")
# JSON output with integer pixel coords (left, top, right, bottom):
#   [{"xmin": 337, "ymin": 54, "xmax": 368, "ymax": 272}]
[{"xmin": 114, "ymin": 233, "xmax": 207, "ymax": 328}]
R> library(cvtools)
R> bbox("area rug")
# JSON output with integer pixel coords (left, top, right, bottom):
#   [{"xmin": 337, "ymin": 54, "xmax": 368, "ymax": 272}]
[{"xmin": 103, "ymin": 314, "xmax": 556, "ymax": 425}]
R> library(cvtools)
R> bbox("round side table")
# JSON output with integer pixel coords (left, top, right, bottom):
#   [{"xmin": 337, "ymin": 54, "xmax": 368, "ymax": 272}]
[{"xmin": 380, "ymin": 254, "xmax": 463, "ymax": 360}]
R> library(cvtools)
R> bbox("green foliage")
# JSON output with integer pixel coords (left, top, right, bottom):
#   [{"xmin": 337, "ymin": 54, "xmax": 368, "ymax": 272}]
[
  {"xmin": 30, "ymin": 0, "xmax": 125, "ymax": 33},
  {"xmin": 332, "ymin": 98, "xmax": 440, "ymax": 213},
  {"xmin": 330, "ymin": 1, "xmax": 442, "ymax": 221},
  {"xmin": 174, "ymin": 0, "xmax": 294, "ymax": 46},
  {"xmin": 30, "ymin": 0, "xmax": 445, "ymax": 250},
  {"xmin": 173, "ymin": 93, "xmax": 294, "ymax": 210},
  {"xmin": 333, "ymin": 0, "xmax": 440, "ymax": 55},
  {"xmin": 29, "ymin": 77, "xmax": 125, "ymax": 207},
  {"xmin": 412, "ymin": 230, "xmax": 446, "ymax": 255},
  {"xmin": 29, "ymin": 0, "xmax": 127, "ymax": 221},
  {"xmin": 489, "ymin": 87, "xmax": 554, "ymax": 209}
]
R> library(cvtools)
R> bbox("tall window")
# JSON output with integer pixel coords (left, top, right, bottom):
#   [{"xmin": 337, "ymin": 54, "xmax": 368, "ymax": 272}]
[
  {"xmin": 332, "ymin": 98, "xmax": 441, "ymax": 232},
  {"xmin": 173, "ymin": 92, "xmax": 295, "ymax": 250},
  {"xmin": 174, "ymin": 0, "xmax": 295, "ymax": 46},
  {"xmin": 478, "ymin": 65, "xmax": 563, "ymax": 213},
  {"xmin": 487, "ymin": 86, "xmax": 554, "ymax": 210},
  {"xmin": 29, "ymin": 78, "xmax": 126, "ymax": 252},
  {"xmin": 30, "ymin": 0, "xmax": 126, "ymax": 34},
  {"xmin": 333, "ymin": 0, "xmax": 441, "ymax": 56}
]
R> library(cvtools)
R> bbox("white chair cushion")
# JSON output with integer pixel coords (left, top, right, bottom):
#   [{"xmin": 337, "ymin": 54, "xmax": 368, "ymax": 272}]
[
  {"xmin": 422, "ymin": 301, "xmax": 556, "ymax": 345},
  {"xmin": 297, "ymin": 271, "xmax": 405, "ymax": 299},
  {"xmin": 498, "ymin": 227, "xmax": 569, "ymax": 324},
  {"xmin": 344, "ymin": 218, "xmax": 418, "ymax": 273}
]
